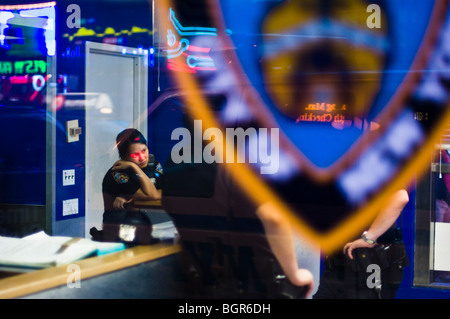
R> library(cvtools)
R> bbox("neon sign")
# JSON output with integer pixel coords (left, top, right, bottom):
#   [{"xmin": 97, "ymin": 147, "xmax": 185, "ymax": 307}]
[
  {"xmin": 0, "ymin": 2, "xmax": 56, "ymax": 56},
  {"xmin": 295, "ymin": 112, "xmax": 345, "ymax": 125},
  {"xmin": 63, "ymin": 25, "xmax": 153, "ymax": 42},
  {"xmin": 1, "ymin": 74, "xmax": 48, "ymax": 105},
  {"xmin": 0, "ymin": 60, "xmax": 47, "ymax": 75},
  {"xmin": 168, "ymin": 8, "xmax": 218, "ymax": 37},
  {"xmin": 295, "ymin": 102, "xmax": 348, "ymax": 126},
  {"xmin": 165, "ymin": 8, "xmax": 232, "ymax": 73},
  {"xmin": 293, "ymin": 101, "xmax": 382, "ymax": 133}
]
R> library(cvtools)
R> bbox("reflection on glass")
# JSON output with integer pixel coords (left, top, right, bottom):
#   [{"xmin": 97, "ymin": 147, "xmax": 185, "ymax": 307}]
[{"xmin": 433, "ymin": 150, "xmax": 450, "ymax": 284}]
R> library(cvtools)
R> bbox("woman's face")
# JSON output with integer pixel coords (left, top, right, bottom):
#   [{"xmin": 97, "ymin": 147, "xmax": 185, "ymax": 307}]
[{"xmin": 126, "ymin": 143, "xmax": 149, "ymax": 168}]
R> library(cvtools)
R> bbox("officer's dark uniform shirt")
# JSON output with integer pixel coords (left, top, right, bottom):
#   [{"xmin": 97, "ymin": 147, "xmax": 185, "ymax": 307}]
[
  {"xmin": 102, "ymin": 158, "xmax": 163, "ymax": 199},
  {"xmin": 99, "ymin": 157, "xmax": 162, "ymax": 245}
]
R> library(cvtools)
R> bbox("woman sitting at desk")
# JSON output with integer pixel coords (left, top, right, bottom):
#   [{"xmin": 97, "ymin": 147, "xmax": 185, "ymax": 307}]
[{"xmin": 100, "ymin": 128, "xmax": 163, "ymax": 244}]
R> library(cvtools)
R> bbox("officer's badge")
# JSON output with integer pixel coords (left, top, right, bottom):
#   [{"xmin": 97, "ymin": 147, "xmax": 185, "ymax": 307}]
[
  {"xmin": 155, "ymin": 163, "xmax": 163, "ymax": 175},
  {"xmin": 113, "ymin": 171, "xmax": 129, "ymax": 184},
  {"xmin": 158, "ymin": 0, "xmax": 450, "ymax": 253}
]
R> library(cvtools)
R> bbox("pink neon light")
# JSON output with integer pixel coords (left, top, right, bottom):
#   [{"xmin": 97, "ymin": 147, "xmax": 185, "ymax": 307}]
[
  {"xmin": 0, "ymin": 1, "xmax": 56, "ymax": 10},
  {"xmin": 194, "ymin": 67, "xmax": 217, "ymax": 71},
  {"xmin": 186, "ymin": 45, "xmax": 211, "ymax": 53},
  {"xmin": 9, "ymin": 76, "xmax": 28, "ymax": 84},
  {"xmin": 167, "ymin": 60, "xmax": 196, "ymax": 73},
  {"xmin": 29, "ymin": 89, "xmax": 39, "ymax": 101}
]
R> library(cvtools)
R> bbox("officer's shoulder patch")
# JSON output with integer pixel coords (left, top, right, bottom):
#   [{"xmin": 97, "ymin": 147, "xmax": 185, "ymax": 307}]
[
  {"xmin": 155, "ymin": 163, "xmax": 163, "ymax": 174},
  {"xmin": 112, "ymin": 171, "xmax": 129, "ymax": 184}
]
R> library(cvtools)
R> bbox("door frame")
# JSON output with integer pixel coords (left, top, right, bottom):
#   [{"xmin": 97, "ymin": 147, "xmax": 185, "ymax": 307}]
[{"xmin": 84, "ymin": 41, "xmax": 149, "ymax": 235}]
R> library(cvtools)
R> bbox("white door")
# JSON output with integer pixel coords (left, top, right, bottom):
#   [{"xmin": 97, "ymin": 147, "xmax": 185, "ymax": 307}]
[{"xmin": 84, "ymin": 41, "xmax": 148, "ymax": 235}]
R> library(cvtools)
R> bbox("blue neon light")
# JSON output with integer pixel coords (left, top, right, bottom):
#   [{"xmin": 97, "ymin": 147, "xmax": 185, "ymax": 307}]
[
  {"xmin": 166, "ymin": 38, "xmax": 189, "ymax": 59},
  {"xmin": 0, "ymin": 5, "xmax": 56, "ymax": 56},
  {"xmin": 0, "ymin": 11, "xmax": 14, "ymax": 49},
  {"xmin": 186, "ymin": 55, "xmax": 214, "ymax": 68},
  {"xmin": 166, "ymin": 7, "xmax": 231, "ymax": 72},
  {"xmin": 169, "ymin": 8, "xmax": 218, "ymax": 37}
]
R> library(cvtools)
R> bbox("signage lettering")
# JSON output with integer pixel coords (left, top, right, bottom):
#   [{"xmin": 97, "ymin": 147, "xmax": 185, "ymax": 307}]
[
  {"xmin": 296, "ymin": 102, "xmax": 348, "ymax": 126},
  {"xmin": 0, "ymin": 60, "xmax": 47, "ymax": 75}
]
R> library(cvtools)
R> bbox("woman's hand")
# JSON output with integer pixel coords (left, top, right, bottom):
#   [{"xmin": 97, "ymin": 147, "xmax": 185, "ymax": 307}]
[
  {"xmin": 343, "ymin": 238, "xmax": 376, "ymax": 259},
  {"xmin": 113, "ymin": 196, "xmax": 133, "ymax": 210},
  {"xmin": 290, "ymin": 268, "xmax": 315, "ymax": 297}
]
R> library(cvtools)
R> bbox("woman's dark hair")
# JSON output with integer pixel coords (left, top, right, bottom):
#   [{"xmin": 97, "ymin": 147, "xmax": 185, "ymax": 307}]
[{"xmin": 116, "ymin": 128, "xmax": 147, "ymax": 159}]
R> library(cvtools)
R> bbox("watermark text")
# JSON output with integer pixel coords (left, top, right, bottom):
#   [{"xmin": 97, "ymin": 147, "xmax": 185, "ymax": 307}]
[{"xmin": 171, "ymin": 120, "xmax": 279, "ymax": 174}]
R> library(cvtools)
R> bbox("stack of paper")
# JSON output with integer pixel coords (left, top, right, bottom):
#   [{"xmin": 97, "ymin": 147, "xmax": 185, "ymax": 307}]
[{"xmin": 0, "ymin": 231, "xmax": 125, "ymax": 269}]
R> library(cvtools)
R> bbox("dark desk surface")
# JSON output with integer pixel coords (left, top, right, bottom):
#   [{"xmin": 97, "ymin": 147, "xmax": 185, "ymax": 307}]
[{"xmin": 0, "ymin": 242, "xmax": 181, "ymax": 299}]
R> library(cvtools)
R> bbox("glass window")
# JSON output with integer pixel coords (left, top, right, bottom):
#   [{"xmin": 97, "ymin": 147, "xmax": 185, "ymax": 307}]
[
  {"xmin": 415, "ymin": 144, "xmax": 450, "ymax": 287},
  {"xmin": 432, "ymin": 150, "xmax": 450, "ymax": 284}
]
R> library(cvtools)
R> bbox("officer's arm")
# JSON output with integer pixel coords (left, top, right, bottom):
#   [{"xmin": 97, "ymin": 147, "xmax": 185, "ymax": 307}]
[
  {"xmin": 111, "ymin": 160, "xmax": 161, "ymax": 200},
  {"xmin": 364, "ymin": 189, "xmax": 409, "ymax": 242},
  {"xmin": 132, "ymin": 167, "xmax": 161, "ymax": 200},
  {"xmin": 256, "ymin": 202, "xmax": 314, "ymax": 295},
  {"xmin": 133, "ymin": 188, "xmax": 162, "ymax": 201},
  {"xmin": 127, "ymin": 162, "xmax": 161, "ymax": 200},
  {"xmin": 344, "ymin": 188, "xmax": 409, "ymax": 259}
]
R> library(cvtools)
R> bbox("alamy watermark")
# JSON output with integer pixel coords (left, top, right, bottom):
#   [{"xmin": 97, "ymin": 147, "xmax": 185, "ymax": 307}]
[
  {"xmin": 66, "ymin": 4, "xmax": 81, "ymax": 29},
  {"xmin": 367, "ymin": 4, "xmax": 381, "ymax": 29},
  {"xmin": 366, "ymin": 263, "xmax": 382, "ymax": 290},
  {"xmin": 171, "ymin": 120, "xmax": 280, "ymax": 175},
  {"xmin": 66, "ymin": 263, "xmax": 81, "ymax": 288}
]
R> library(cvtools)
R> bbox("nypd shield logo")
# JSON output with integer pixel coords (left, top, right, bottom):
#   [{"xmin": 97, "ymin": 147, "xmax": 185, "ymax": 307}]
[
  {"xmin": 159, "ymin": 0, "xmax": 450, "ymax": 252},
  {"xmin": 113, "ymin": 171, "xmax": 129, "ymax": 184}
]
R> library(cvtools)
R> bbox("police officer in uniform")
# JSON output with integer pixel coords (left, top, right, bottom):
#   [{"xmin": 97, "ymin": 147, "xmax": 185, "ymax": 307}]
[
  {"xmin": 99, "ymin": 128, "xmax": 163, "ymax": 244},
  {"xmin": 313, "ymin": 189, "xmax": 410, "ymax": 299}
]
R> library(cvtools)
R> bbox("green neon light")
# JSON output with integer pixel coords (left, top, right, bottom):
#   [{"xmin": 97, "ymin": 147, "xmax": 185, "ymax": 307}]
[{"xmin": 0, "ymin": 59, "xmax": 47, "ymax": 75}]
